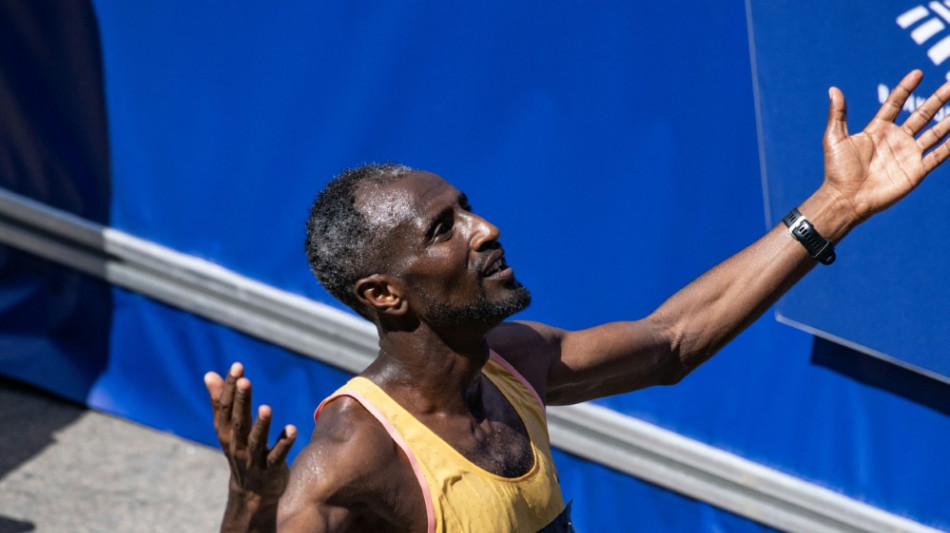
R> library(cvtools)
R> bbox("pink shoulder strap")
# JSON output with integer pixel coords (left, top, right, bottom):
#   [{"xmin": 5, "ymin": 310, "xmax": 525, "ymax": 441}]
[{"xmin": 489, "ymin": 350, "xmax": 546, "ymax": 409}]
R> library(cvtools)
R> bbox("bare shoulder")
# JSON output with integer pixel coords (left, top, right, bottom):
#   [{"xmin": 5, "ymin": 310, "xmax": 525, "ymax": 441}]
[
  {"xmin": 278, "ymin": 396, "xmax": 424, "ymax": 532},
  {"xmin": 486, "ymin": 320, "xmax": 566, "ymax": 402}
]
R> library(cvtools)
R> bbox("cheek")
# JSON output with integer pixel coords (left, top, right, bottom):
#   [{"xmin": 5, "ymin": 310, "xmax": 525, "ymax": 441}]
[{"xmin": 406, "ymin": 257, "xmax": 477, "ymax": 299}]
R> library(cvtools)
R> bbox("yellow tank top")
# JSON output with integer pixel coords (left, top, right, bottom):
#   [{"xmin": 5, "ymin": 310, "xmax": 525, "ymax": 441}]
[{"xmin": 315, "ymin": 351, "xmax": 566, "ymax": 533}]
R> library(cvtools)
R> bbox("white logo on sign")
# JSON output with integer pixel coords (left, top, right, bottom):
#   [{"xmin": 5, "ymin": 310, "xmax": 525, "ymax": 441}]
[{"xmin": 897, "ymin": 2, "xmax": 950, "ymax": 80}]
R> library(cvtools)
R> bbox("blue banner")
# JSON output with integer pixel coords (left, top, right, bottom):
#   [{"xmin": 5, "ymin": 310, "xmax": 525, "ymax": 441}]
[{"xmin": 0, "ymin": 1, "xmax": 946, "ymax": 530}]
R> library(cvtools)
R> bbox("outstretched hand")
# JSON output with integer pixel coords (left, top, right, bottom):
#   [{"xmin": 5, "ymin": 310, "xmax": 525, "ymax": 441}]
[
  {"xmin": 823, "ymin": 69, "xmax": 950, "ymax": 224},
  {"xmin": 205, "ymin": 363, "xmax": 297, "ymax": 509}
]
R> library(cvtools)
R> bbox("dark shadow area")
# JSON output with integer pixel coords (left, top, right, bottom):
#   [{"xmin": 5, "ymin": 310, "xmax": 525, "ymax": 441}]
[
  {"xmin": 0, "ymin": 0, "xmax": 114, "ymax": 400},
  {"xmin": 0, "ymin": 516, "xmax": 35, "ymax": 533},
  {"xmin": 0, "ymin": 0, "xmax": 113, "ymax": 218},
  {"xmin": 0, "ymin": 376, "xmax": 85, "ymax": 480},
  {"xmin": 811, "ymin": 337, "xmax": 950, "ymax": 416}
]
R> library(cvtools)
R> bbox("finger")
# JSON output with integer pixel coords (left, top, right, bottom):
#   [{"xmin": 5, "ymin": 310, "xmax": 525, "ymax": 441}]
[
  {"xmin": 874, "ymin": 69, "xmax": 923, "ymax": 123},
  {"xmin": 204, "ymin": 371, "xmax": 225, "ymax": 436},
  {"xmin": 204, "ymin": 372, "xmax": 223, "ymax": 409},
  {"xmin": 824, "ymin": 86, "xmax": 849, "ymax": 145},
  {"xmin": 923, "ymin": 136, "xmax": 950, "ymax": 173},
  {"xmin": 231, "ymin": 377, "xmax": 253, "ymax": 453},
  {"xmin": 267, "ymin": 425, "xmax": 298, "ymax": 469},
  {"xmin": 247, "ymin": 404, "xmax": 273, "ymax": 467},
  {"xmin": 915, "ymin": 107, "xmax": 950, "ymax": 153},
  {"xmin": 215, "ymin": 363, "xmax": 243, "ymax": 443},
  {"xmin": 903, "ymin": 79, "xmax": 950, "ymax": 135}
]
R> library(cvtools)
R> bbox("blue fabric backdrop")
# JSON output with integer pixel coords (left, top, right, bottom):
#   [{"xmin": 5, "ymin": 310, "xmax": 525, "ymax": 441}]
[{"xmin": 0, "ymin": 1, "xmax": 946, "ymax": 531}]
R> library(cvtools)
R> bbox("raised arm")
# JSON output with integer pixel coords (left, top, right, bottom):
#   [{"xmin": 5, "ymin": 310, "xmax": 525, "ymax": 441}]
[{"xmin": 496, "ymin": 70, "xmax": 949, "ymax": 405}]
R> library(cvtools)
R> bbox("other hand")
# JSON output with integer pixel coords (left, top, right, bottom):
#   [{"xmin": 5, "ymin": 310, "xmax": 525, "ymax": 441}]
[{"xmin": 205, "ymin": 363, "xmax": 297, "ymax": 508}]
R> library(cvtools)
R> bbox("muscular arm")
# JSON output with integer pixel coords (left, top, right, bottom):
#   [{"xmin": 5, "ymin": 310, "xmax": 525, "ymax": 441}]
[
  {"xmin": 500, "ymin": 187, "xmax": 845, "ymax": 405},
  {"xmin": 492, "ymin": 70, "xmax": 950, "ymax": 405},
  {"xmin": 277, "ymin": 398, "xmax": 424, "ymax": 533}
]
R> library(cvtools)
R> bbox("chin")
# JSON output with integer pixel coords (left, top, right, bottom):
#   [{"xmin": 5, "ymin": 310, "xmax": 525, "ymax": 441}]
[{"xmin": 426, "ymin": 284, "xmax": 531, "ymax": 328}]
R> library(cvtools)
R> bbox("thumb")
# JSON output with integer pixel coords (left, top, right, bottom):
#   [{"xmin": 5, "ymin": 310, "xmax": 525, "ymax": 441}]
[{"xmin": 824, "ymin": 86, "xmax": 849, "ymax": 145}]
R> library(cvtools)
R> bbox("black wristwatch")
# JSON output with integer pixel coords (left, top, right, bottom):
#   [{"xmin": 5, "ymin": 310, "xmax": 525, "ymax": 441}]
[{"xmin": 782, "ymin": 208, "xmax": 836, "ymax": 265}]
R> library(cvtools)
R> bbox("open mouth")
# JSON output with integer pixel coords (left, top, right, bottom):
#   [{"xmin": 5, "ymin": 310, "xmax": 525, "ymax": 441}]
[{"xmin": 482, "ymin": 254, "xmax": 510, "ymax": 277}]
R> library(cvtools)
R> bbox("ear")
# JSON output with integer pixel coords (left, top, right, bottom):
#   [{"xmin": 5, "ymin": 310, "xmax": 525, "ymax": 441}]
[{"xmin": 354, "ymin": 274, "xmax": 409, "ymax": 316}]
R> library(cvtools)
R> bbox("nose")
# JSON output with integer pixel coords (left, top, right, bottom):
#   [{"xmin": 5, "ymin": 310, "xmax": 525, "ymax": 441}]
[{"xmin": 468, "ymin": 212, "xmax": 501, "ymax": 251}]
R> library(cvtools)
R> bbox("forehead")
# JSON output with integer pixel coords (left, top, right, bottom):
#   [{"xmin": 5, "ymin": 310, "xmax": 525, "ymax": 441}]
[{"xmin": 356, "ymin": 170, "xmax": 459, "ymax": 229}]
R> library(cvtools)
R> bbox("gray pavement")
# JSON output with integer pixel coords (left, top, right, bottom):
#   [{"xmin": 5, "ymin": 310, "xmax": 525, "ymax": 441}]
[{"xmin": 0, "ymin": 378, "xmax": 228, "ymax": 533}]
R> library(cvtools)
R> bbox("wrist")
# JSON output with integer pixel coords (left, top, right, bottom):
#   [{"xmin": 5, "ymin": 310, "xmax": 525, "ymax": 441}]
[
  {"xmin": 796, "ymin": 185, "xmax": 858, "ymax": 244},
  {"xmin": 223, "ymin": 484, "xmax": 280, "ymax": 533},
  {"xmin": 228, "ymin": 478, "xmax": 281, "ymax": 513},
  {"xmin": 782, "ymin": 208, "xmax": 836, "ymax": 264}
]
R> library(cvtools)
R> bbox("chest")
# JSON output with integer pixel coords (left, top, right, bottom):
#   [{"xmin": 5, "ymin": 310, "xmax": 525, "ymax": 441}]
[
  {"xmin": 380, "ymin": 396, "xmax": 535, "ymax": 532},
  {"xmin": 422, "ymin": 404, "xmax": 534, "ymax": 478},
  {"xmin": 368, "ymin": 411, "xmax": 536, "ymax": 533},
  {"xmin": 358, "ymin": 375, "xmax": 547, "ymax": 532}
]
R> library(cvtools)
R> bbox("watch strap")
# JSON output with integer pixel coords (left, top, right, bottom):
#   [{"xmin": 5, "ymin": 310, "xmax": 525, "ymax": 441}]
[{"xmin": 782, "ymin": 208, "xmax": 836, "ymax": 265}]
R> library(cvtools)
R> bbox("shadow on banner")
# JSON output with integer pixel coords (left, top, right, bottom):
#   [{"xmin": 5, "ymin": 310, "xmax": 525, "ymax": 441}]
[
  {"xmin": 811, "ymin": 337, "xmax": 950, "ymax": 417},
  {"xmin": 0, "ymin": 1, "xmax": 113, "ymax": 405}
]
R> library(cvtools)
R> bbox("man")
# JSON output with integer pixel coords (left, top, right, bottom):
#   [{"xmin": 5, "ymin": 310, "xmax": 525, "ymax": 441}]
[{"xmin": 205, "ymin": 71, "xmax": 949, "ymax": 532}]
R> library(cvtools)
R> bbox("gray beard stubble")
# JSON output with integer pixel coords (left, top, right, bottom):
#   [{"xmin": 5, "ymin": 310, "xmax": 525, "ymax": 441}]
[{"xmin": 424, "ymin": 279, "xmax": 532, "ymax": 327}]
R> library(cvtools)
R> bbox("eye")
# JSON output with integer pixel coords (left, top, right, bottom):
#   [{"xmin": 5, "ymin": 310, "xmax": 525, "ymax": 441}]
[
  {"xmin": 435, "ymin": 219, "xmax": 453, "ymax": 236},
  {"xmin": 428, "ymin": 213, "xmax": 455, "ymax": 242}
]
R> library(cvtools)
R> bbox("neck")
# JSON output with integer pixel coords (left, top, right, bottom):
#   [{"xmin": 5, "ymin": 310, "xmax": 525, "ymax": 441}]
[{"xmin": 363, "ymin": 320, "xmax": 496, "ymax": 415}]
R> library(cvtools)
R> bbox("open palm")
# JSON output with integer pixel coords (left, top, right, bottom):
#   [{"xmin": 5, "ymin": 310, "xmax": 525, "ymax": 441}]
[{"xmin": 822, "ymin": 70, "xmax": 950, "ymax": 223}]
